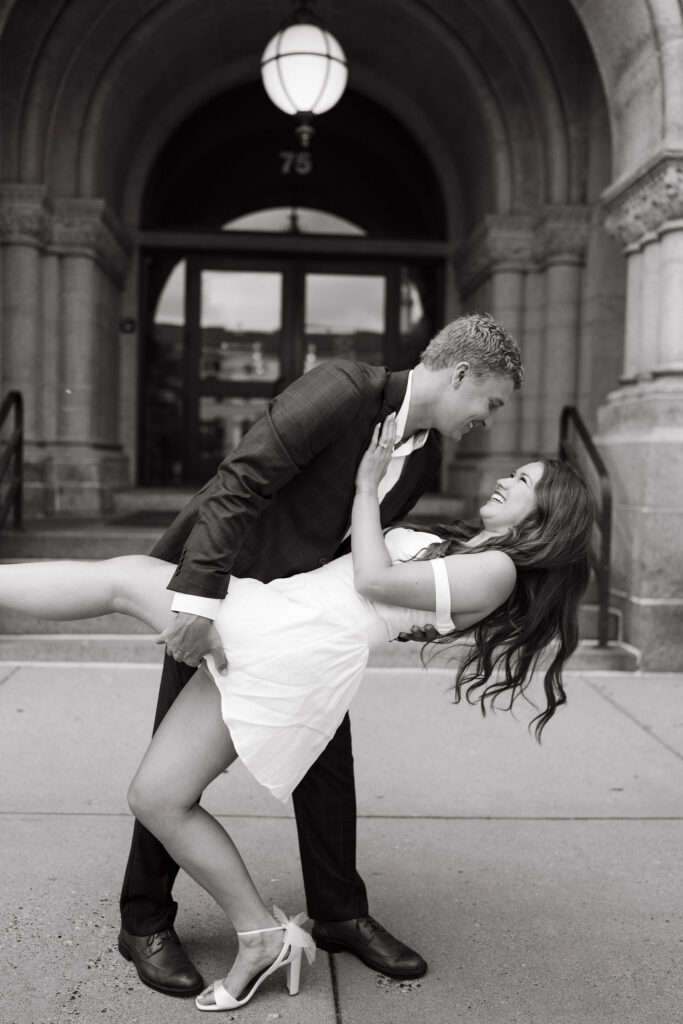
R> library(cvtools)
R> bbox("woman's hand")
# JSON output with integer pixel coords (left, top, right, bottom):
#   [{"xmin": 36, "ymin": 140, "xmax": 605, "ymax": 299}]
[{"xmin": 355, "ymin": 414, "xmax": 397, "ymax": 494}]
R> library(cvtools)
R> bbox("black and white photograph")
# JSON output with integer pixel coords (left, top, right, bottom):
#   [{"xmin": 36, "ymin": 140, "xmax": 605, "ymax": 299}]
[{"xmin": 1, "ymin": 1, "xmax": 682, "ymax": 1021}]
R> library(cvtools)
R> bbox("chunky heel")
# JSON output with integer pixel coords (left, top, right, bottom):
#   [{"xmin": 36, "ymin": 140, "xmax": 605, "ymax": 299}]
[
  {"xmin": 195, "ymin": 907, "xmax": 315, "ymax": 1012},
  {"xmin": 285, "ymin": 948, "xmax": 302, "ymax": 995}
]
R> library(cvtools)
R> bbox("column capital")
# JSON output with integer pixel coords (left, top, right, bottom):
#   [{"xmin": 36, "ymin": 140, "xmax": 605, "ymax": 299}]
[
  {"xmin": 0, "ymin": 184, "xmax": 53, "ymax": 247},
  {"xmin": 456, "ymin": 214, "xmax": 534, "ymax": 294},
  {"xmin": 50, "ymin": 199, "xmax": 132, "ymax": 285},
  {"xmin": 602, "ymin": 151, "xmax": 683, "ymax": 247},
  {"xmin": 456, "ymin": 207, "xmax": 592, "ymax": 293},
  {"xmin": 532, "ymin": 205, "xmax": 592, "ymax": 266}
]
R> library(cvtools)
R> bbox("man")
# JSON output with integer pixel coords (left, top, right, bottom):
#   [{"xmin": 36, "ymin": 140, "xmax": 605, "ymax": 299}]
[{"xmin": 118, "ymin": 312, "xmax": 523, "ymax": 996}]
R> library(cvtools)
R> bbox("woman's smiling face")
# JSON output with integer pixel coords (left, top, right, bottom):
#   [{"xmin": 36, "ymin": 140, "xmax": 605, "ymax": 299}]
[{"xmin": 479, "ymin": 461, "xmax": 545, "ymax": 533}]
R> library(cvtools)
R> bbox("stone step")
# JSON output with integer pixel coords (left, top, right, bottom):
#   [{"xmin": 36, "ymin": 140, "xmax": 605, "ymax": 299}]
[
  {"xmin": 0, "ymin": 522, "xmax": 163, "ymax": 559},
  {"xmin": 367, "ymin": 638, "xmax": 640, "ymax": 672},
  {"xmin": 408, "ymin": 493, "xmax": 467, "ymax": 523},
  {"xmin": 112, "ymin": 487, "xmax": 194, "ymax": 514},
  {"xmin": 0, "ymin": 489, "xmax": 465, "ymax": 560},
  {"xmin": 579, "ymin": 604, "xmax": 621, "ymax": 641},
  {"xmin": 111, "ymin": 487, "xmax": 467, "ymax": 520},
  {"xmin": 0, "ymin": 633, "xmax": 640, "ymax": 671},
  {"xmin": 0, "ymin": 634, "xmax": 162, "ymax": 664}
]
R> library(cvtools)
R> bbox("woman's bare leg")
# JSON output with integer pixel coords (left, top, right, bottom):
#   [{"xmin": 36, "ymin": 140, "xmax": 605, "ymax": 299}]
[
  {"xmin": 0, "ymin": 555, "xmax": 176, "ymax": 631},
  {"xmin": 1, "ymin": 557, "xmax": 287, "ymax": 997},
  {"xmin": 127, "ymin": 664, "xmax": 284, "ymax": 1004}
]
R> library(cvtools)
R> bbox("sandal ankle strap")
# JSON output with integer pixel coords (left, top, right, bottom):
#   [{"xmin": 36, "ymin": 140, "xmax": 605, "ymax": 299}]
[{"xmin": 236, "ymin": 924, "xmax": 285, "ymax": 937}]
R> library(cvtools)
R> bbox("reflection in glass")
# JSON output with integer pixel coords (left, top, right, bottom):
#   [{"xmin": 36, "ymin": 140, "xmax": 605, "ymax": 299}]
[
  {"xmin": 199, "ymin": 396, "xmax": 269, "ymax": 464},
  {"xmin": 398, "ymin": 266, "xmax": 431, "ymax": 366},
  {"xmin": 200, "ymin": 271, "xmax": 282, "ymax": 382},
  {"xmin": 143, "ymin": 260, "xmax": 186, "ymax": 485},
  {"xmin": 304, "ymin": 273, "xmax": 385, "ymax": 371},
  {"xmin": 223, "ymin": 208, "xmax": 365, "ymax": 236}
]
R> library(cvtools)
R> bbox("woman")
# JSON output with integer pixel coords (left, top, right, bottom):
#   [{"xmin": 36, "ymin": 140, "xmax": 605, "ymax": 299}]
[{"xmin": 0, "ymin": 415, "xmax": 594, "ymax": 1011}]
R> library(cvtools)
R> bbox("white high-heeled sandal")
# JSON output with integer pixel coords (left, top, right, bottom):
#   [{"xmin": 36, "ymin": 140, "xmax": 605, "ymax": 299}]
[{"xmin": 195, "ymin": 907, "xmax": 316, "ymax": 1012}]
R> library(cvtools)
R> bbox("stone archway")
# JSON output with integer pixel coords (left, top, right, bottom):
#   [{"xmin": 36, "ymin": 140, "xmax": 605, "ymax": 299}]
[
  {"xmin": 1, "ymin": 0, "xmax": 681, "ymax": 664},
  {"xmin": 0, "ymin": 0, "xmax": 613, "ymax": 486}
]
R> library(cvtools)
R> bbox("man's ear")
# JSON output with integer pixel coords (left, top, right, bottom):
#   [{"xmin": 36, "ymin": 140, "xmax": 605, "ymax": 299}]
[{"xmin": 451, "ymin": 361, "xmax": 470, "ymax": 387}]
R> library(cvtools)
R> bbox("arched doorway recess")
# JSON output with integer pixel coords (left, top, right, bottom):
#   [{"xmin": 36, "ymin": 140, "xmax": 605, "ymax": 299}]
[
  {"xmin": 2, "ymin": 0, "xmax": 682, "ymax": 665},
  {"xmin": 139, "ymin": 84, "xmax": 448, "ymax": 483}
]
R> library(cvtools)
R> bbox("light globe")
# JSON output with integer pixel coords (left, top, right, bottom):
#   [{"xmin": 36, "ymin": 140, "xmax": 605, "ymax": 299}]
[{"xmin": 261, "ymin": 21, "xmax": 347, "ymax": 117}]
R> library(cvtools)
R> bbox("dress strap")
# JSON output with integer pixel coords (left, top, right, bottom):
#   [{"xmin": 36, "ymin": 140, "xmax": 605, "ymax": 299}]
[{"xmin": 430, "ymin": 558, "xmax": 453, "ymax": 634}]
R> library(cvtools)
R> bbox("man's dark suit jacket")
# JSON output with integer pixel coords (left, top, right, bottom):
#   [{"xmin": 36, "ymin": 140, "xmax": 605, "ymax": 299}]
[{"xmin": 151, "ymin": 360, "xmax": 441, "ymax": 593}]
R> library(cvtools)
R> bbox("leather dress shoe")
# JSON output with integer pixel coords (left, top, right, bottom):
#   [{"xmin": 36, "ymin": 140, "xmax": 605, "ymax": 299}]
[
  {"xmin": 118, "ymin": 926, "xmax": 204, "ymax": 997},
  {"xmin": 312, "ymin": 915, "xmax": 427, "ymax": 979}
]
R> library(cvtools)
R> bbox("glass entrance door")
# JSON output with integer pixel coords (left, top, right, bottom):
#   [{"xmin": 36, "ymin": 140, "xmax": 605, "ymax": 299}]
[
  {"xmin": 302, "ymin": 272, "xmax": 386, "ymax": 370},
  {"xmin": 189, "ymin": 265, "xmax": 286, "ymax": 481},
  {"xmin": 141, "ymin": 254, "xmax": 437, "ymax": 485}
]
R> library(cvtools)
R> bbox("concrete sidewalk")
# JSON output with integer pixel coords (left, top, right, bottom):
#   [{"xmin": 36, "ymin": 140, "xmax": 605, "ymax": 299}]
[{"xmin": 2, "ymin": 662, "xmax": 683, "ymax": 1024}]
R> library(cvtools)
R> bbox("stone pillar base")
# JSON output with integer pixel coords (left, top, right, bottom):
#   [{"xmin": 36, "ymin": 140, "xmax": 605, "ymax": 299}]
[
  {"xmin": 596, "ymin": 375, "xmax": 683, "ymax": 669},
  {"xmin": 24, "ymin": 444, "xmax": 130, "ymax": 518}
]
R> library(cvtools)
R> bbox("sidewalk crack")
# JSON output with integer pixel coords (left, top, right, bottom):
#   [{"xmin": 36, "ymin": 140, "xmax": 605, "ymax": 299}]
[
  {"xmin": 587, "ymin": 679, "xmax": 683, "ymax": 766},
  {"xmin": 0, "ymin": 665, "xmax": 21, "ymax": 687},
  {"xmin": 327, "ymin": 951, "xmax": 343, "ymax": 1024}
]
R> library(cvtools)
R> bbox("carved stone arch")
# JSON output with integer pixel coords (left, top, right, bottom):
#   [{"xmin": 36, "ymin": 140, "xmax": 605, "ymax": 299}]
[
  {"xmin": 425, "ymin": 0, "xmax": 572, "ymax": 205},
  {"xmin": 68, "ymin": 0, "xmax": 513, "ymax": 236},
  {"xmin": 0, "ymin": 0, "xmax": 60, "ymax": 180},
  {"xmin": 121, "ymin": 65, "xmax": 464, "ymax": 241},
  {"xmin": 11, "ymin": 0, "xmax": 513, "ymax": 235},
  {"xmin": 565, "ymin": 0, "xmax": 683, "ymax": 182},
  {"xmin": 4, "ymin": 0, "xmax": 596, "ymax": 230}
]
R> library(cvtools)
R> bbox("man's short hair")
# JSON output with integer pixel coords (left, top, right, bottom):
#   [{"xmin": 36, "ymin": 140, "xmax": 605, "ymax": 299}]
[{"xmin": 420, "ymin": 312, "xmax": 524, "ymax": 389}]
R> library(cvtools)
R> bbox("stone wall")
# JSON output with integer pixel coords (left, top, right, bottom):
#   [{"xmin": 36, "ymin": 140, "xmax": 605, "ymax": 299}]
[
  {"xmin": 597, "ymin": 154, "xmax": 683, "ymax": 668},
  {"xmin": 0, "ymin": 186, "xmax": 131, "ymax": 514}
]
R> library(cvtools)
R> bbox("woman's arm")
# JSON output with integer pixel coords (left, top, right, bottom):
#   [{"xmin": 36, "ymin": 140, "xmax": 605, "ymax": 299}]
[
  {"xmin": 351, "ymin": 419, "xmax": 516, "ymax": 621},
  {"xmin": 351, "ymin": 414, "xmax": 398, "ymax": 585}
]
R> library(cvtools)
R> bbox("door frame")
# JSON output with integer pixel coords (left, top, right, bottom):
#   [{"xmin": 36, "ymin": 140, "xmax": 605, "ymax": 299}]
[{"xmin": 139, "ymin": 236, "xmax": 446, "ymax": 485}]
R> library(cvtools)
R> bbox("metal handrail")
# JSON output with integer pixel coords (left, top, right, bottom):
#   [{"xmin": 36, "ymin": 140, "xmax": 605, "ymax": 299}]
[
  {"xmin": 559, "ymin": 406, "xmax": 611, "ymax": 646},
  {"xmin": 0, "ymin": 391, "xmax": 24, "ymax": 530}
]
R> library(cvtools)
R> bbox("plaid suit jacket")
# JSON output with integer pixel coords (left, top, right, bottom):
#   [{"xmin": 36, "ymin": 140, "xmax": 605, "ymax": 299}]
[{"xmin": 151, "ymin": 359, "xmax": 441, "ymax": 596}]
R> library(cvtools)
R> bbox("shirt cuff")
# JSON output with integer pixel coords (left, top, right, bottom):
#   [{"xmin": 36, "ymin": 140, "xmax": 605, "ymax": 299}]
[{"xmin": 171, "ymin": 593, "xmax": 222, "ymax": 620}]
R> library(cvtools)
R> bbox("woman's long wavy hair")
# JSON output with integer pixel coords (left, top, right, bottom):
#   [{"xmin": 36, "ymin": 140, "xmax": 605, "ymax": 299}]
[{"xmin": 411, "ymin": 459, "xmax": 595, "ymax": 739}]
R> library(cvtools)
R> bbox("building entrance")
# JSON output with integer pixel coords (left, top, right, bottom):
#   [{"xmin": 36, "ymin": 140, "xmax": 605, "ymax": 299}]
[
  {"xmin": 141, "ymin": 250, "xmax": 440, "ymax": 485},
  {"xmin": 138, "ymin": 83, "xmax": 448, "ymax": 486}
]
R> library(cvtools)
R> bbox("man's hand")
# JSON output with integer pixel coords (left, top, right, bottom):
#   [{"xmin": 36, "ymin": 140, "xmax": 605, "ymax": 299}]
[
  {"xmin": 396, "ymin": 623, "xmax": 440, "ymax": 644},
  {"xmin": 156, "ymin": 612, "xmax": 228, "ymax": 674}
]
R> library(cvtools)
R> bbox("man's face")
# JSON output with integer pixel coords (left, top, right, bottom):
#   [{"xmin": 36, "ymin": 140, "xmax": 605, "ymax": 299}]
[{"xmin": 429, "ymin": 366, "xmax": 514, "ymax": 441}]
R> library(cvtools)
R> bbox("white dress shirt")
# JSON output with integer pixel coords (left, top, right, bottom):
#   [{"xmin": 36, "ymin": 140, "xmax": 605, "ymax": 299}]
[{"xmin": 172, "ymin": 370, "xmax": 429, "ymax": 620}]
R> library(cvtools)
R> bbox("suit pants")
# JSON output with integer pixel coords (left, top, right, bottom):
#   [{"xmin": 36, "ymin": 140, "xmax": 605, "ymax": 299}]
[{"xmin": 120, "ymin": 653, "xmax": 369, "ymax": 934}]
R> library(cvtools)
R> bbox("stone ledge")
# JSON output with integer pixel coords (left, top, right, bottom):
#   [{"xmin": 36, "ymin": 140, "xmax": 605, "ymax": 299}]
[{"xmin": 0, "ymin": 635, "xmax": 640, "ymax": 671}]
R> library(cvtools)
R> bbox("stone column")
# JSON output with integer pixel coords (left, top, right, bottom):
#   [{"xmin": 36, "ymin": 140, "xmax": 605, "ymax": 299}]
[
  {"xmin": 601, "ymin": 153, "xmax": 683, "ymax": 668},
  {"xmin": 453, "ymin": 210, "xmax": 590, "ymax": 509},
  {"xmin": 0, "ymin": 185, "xmax": 53, "ymax": 511},
  {"xmin": 47, "ymin": 199, "xmax": 132, "ymax": 513},
  {"xmin": 533, "ymin": 207, "xmax": 591, "ymax": 453},
  {"xmin": 0, "ymin": 189, "xmax": 132, "ymax": 515},
  {"xmin": 452, "ymin": 215, "xmax": 534, "ymax": 511},
  {"xmin": 519, "ymin": 267, "xmax": 545, "ymax": 452}
]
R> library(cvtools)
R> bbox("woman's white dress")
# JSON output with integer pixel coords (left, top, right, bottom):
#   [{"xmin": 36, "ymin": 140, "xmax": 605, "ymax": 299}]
[{"xmin": 205, "ymin": 529, "xmax": 451, "ymax": 802}]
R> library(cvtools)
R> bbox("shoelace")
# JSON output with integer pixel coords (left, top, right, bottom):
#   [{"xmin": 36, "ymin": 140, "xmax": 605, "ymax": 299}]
[
  {"xmin": 365, "ymin": 915, "xmax": 386, "ymax": 939},
  {"xmin": 145, "ymin": 928, "xmax": 179, "ymax": 956}
]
